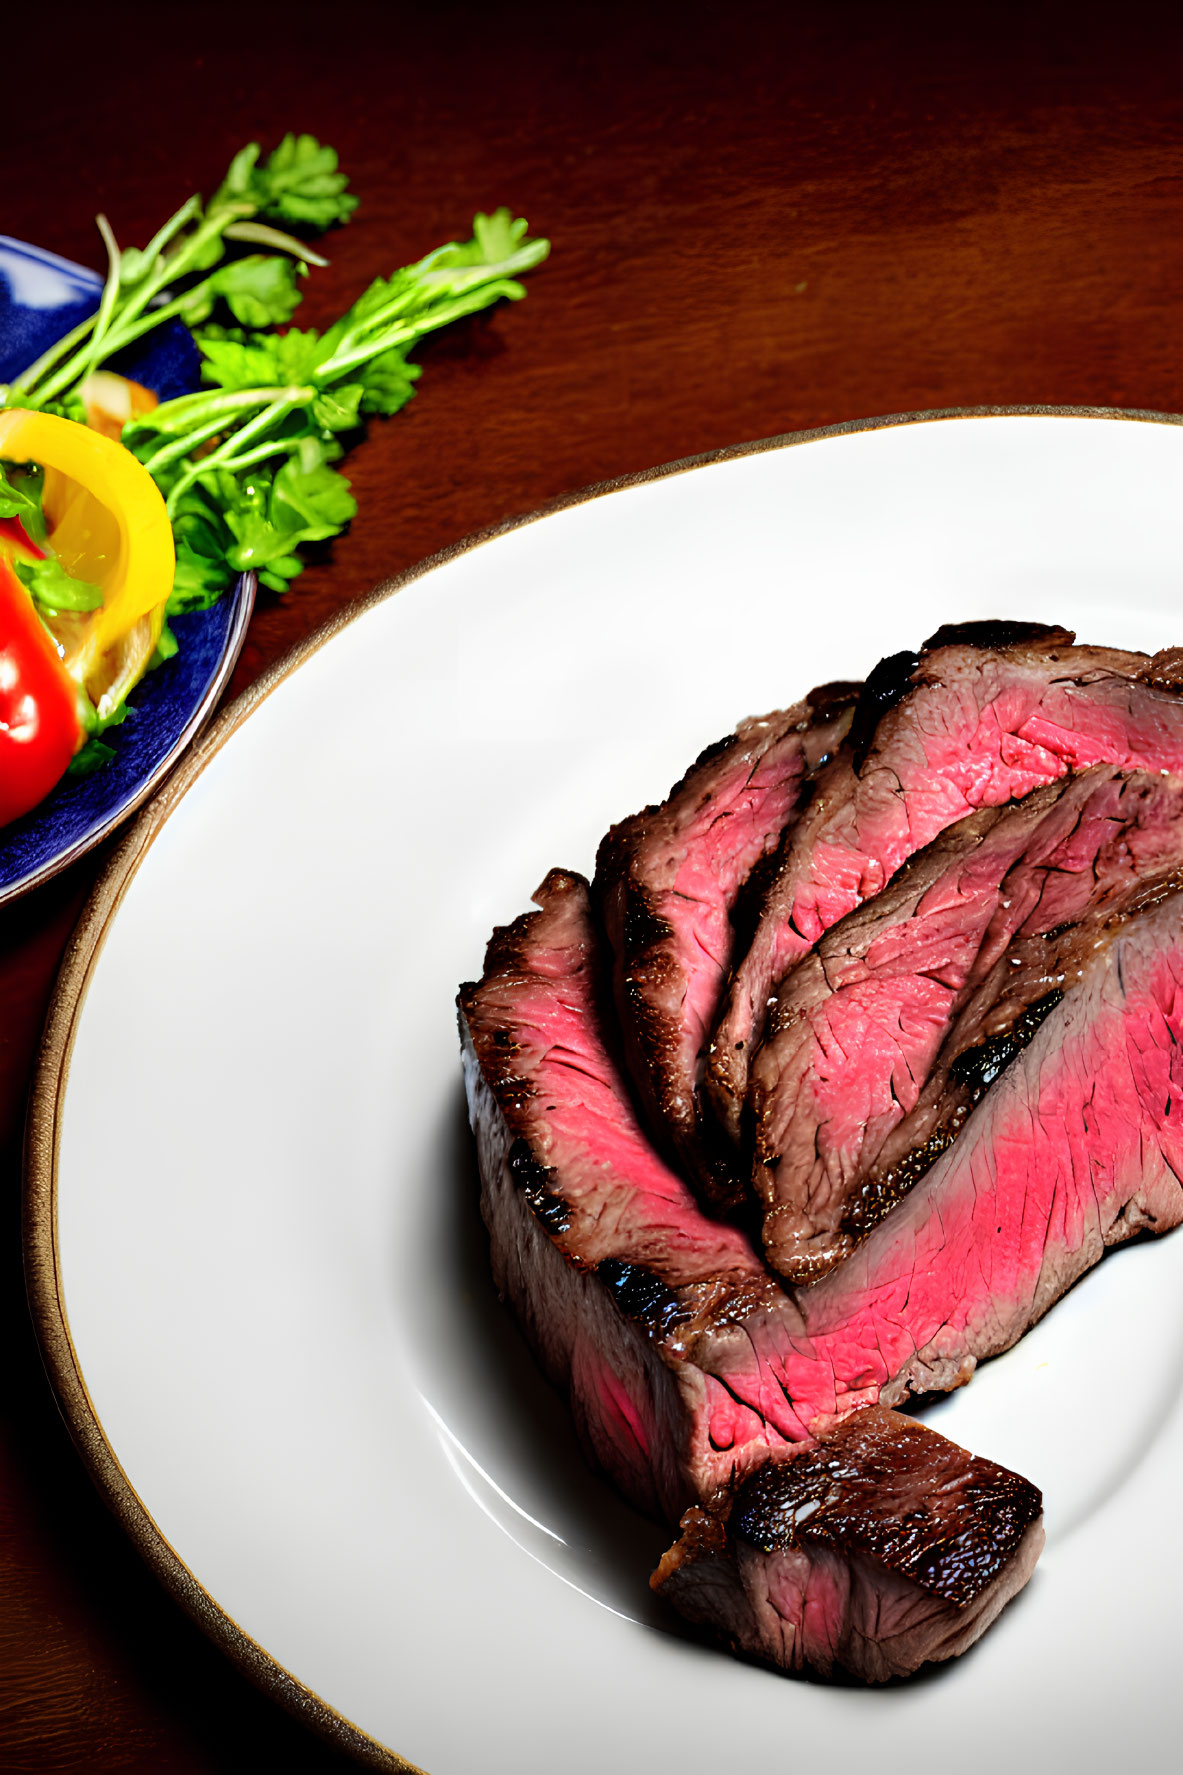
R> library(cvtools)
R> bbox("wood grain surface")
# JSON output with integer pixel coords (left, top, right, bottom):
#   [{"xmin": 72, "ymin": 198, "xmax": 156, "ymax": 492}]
[{"xmin": 4, "ymin": 2, "xmax": 1183, "ymax": 1767}]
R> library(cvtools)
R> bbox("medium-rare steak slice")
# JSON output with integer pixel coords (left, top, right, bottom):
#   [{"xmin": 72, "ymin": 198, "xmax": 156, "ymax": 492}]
[
  {"xmin": 752, "ymin": 767, "xmax": 1183, "ymax": 1282},
  {"xmin": 594, "ymin": 684, "xmax": 858, "ymax": 1213},
  {"xmin": 458, "ymin": 868, "xmax": 812, "ymax": 1523},
  {"xmin": 780, "ymin": 888, "xmax": 1183, "ymax": 1416},
  {"xmin": 653, "ymin": 1406, "xmax": 1043, "ymax": 1683},
  {"xmin": 705, "ymin": 624, "xmax": 1183, "ymax": 1145}
]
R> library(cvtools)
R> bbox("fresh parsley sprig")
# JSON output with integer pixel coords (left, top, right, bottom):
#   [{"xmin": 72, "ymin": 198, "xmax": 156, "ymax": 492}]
[
  {"xmin": 123, "ymin": 209, "xmax": 548, "ymax": 604},
  {"xmin": 2, "ymin": 139, "xmax": 548, "ymax": 617},
  {"xmin": 3, "ymin": 135, "xmax": 356, "ymax": 412}
]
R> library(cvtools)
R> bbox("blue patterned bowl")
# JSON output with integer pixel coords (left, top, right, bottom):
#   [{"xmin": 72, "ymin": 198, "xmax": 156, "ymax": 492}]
[{"xmin": 0, "ymin": 237, "xmax": 255, "ymax": 904}]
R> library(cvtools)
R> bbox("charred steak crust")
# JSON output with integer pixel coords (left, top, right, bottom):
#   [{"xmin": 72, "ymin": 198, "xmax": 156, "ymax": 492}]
[
  {"xmin": 729, "ymin": 1407, "xmax": 1042, "ymax": 1608},
  {"xmin": 1140, "ymin": 646, "xmax": 1183, "ymax": 693},
  {"xmin": 921, "ymin": 619, "xmax": 1075, "ymax": 654},
  {"xmin": 840, "ymin": 622, "xmax": 1073, "ymax": 772},
  {"xmin": 705, "ymin": 630, "xmax": 1180, "ymax": 1147},
  {"xmin": 508, "ymin": 1138, "xmax": 570, "ymax": 1235},
  {"xmin": 595, "ymin": 1260, "xmax": 692, "ymax": 1339},
  {"xmin": 653, "ymin": 1406, "xmax": 1044, "ymax": 1683},
  {"xmin": 846, "ymin": 650, "xmax": 920, "ymax": 773},
  {"xmin": 751, "ymin": 767, "xmax": 1183, "ymax": 1283},
  {"xmin": 593, "ymin": 688, "xmax": 858, "ymax": 1212}
]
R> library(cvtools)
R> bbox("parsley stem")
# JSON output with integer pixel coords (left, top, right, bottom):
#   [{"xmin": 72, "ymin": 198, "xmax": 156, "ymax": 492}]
[
  {"xmin": 9, "ymin": 312, "xmax": 100, "ymax": 397},
  {"xmin": 13, "ymin": 202, "xmax": 205, "ymax": 400},
  {"xmin": 316, "ymin": 281, "xmax": 524, "ymax": 382},
  {"xmin": 137, "ymin": 195, "xmax": 204, "ymax": 272},
  {"xmin": 59, "ymin": 289, "xmax": 209, "ymax": 372},
  {"xmin": 89, "ymin": 216, "xmax": 124, "ymax": 359},
  {"xmin": 145, "ymin": 384, "xmax": 315, "ymax": 440},
  {"xmin": 136, "ymin": 404, "xmax": 281, "ymax": 475},
  {"xmin": 163, "ymin": 391, "xmax": 310, "ymax": 514},
  {"xmin": 137, "ymin": 383, "xmax": 300, "ymax": 425},
  {"xmin": 101, "ymin": 206, "xmax": 247, "ymax": 338},
  {"xmin": 192, "ymin": 434, "xmax": 305, "ymax": 478},
  {"xmin": 32, "ymin": 204, "xmax": 255, "ymax": 405}
]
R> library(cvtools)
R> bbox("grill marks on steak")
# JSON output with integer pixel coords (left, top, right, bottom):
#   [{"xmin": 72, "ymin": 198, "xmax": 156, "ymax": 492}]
[
  {"xmin": 782, "ymin": 889, "xmax": 1183, "ymax": 1414},
  {"xmin": 458, "ymin": 869, "xmax": 813, "ymax": 1521},
  {"xmin": 702, "ymin": 629, "xmax": 1183, "ymax": 1145},
  {"xmin": 653, "ymin": 1406, "xmax": 1043, "ymax": 1682},
  {"xmin": 594, "ymin": 687, "xmax": 858, "ymax": 1213},
  {"xmin": 752, "ymin": 768, "xmax": 1183, "ymax": 1282}
]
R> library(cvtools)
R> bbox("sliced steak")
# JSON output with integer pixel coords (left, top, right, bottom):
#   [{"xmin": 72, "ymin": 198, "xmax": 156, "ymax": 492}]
[
  {"xmin": 653, "ymin": 1405, "xmax": 1043, "ymax": 1682},
  {"xmin": 704, "ymin": 626, "xmax": 1183, "ymax": 1144},
  {"xmin": 780, "ymin": 887, "xmax": 1183, "ymax": 1415},
  {"xmin": 594, "ymin": 685, "xmax": 857, "ymax": 1213},
  {"xmin": 459, "ymin": 868, "xmax": 1027, "ymax": 1509},
  {"xmin": 460, "ymin": 872, "xmax": 1044, "ymax": 1679},
  {"xmin": 461, "ymin": 814, "xmax": 1183, "ymax": 1449},
  {"xmin": 458, "ymin": 868, "xmax": 812, "ymax": 1523},
  {"xmin": 752, "ymin": 767, "xmax": 1183, "ymax": 1282}
]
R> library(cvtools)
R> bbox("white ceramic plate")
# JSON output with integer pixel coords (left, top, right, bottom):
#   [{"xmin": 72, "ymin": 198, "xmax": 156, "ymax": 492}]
[{"xmin": 27, "ymin": 410, "xmax": 1183, "ymax": 1775}]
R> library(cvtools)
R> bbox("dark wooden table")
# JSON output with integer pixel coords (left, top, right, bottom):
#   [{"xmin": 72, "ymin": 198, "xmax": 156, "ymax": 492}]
[{"xmin": 4, "ymin": 3, "xmax": 1182, "ymax": 1767}]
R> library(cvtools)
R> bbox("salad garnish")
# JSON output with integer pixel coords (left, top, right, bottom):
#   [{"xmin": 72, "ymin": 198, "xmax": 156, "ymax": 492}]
[{"xmin": 0, "ymin": 136, "xmax": 549, "ymax": 824}]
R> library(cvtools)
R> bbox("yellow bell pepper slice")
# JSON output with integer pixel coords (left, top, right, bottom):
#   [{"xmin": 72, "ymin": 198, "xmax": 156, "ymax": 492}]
[{"xmin": 0, "ymin": 408, "xmax": 174, "ymax": 689}]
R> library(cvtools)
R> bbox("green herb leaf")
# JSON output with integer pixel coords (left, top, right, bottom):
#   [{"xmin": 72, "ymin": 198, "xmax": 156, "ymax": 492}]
[
  {"xmin": 179, "ymin": 255, "xmax": 306, "ymax": 329},
  {"xmin": 212, "ymin": 134, "xmax": 359, "ymax": 231},
  {"xmin": 169, "ymin": 543, "xmax": 235, "ymax": 614},
  {"xmin": 257, "ymin": 554, "xmax": 306, "ymax": 593},
  {"xmin": 270, "ymin": 456, "xmax": 357, "ymax": 533},
  {"xmin": 13, "ymin": 555, "xmax": 103, "ymax": 613},
  {"xmin": 118, "ymin": 245, "xmax": 158, "ymax": 287},
  {"xmin": 222, "ymin": 456, "xmax": 356, "ymax": 571},
  {"xmin": 67, "ymin": 735, "xmax": 119, "ymax": 776},
  {"xmin": 196, "ymin": 324, "xmax": 323, "ymax": 392},
  {"xmin": 209, "ymin": 143, "xmax": 263, "ymax": 211},
  {"xmin": 38, "ymin": 392, "xmax": 88, "ymax": 426},
  {"xmin": 432, "ymin": 208, "xmax": 532, "ymax": 270},
  {"xmin": 167, "ymin": 483, "xmax": 237, "ymax": 614},
  {"xmin": 72, "ymin": 673, "xmax": 134, "ymax": 754},
  {"xmin": 150, "ymin": 618, "xmax": 179, "ymax": 666},
  {"xmin": 0, "ymin": 460, "xmax": 47, "ymax": 542},
  {"xmin": 357, "ymin": 346, "xmax": 421, "ymax": 416},
  {"xmin": 341, "ymin": 268, "xmax": 418, "ymax": 328},
  {"xmin": 311, "ymin": 382, "xmax": 364, "ymax": 432}
]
